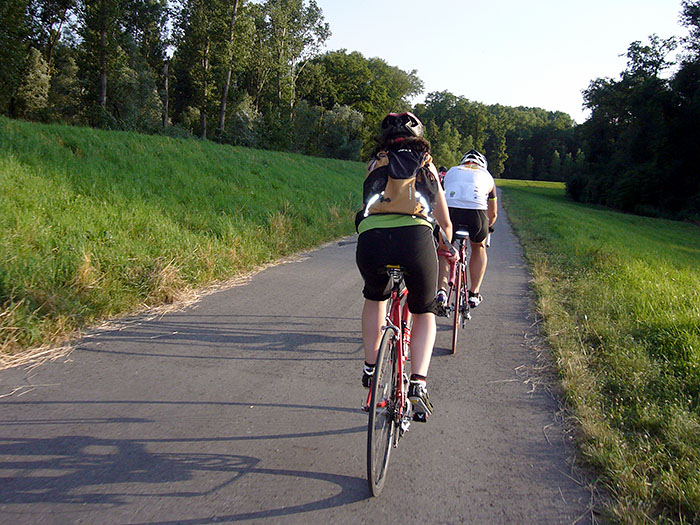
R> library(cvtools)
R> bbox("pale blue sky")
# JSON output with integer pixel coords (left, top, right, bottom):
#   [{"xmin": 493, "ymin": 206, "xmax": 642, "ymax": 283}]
[{"xmin": 315, "ymin": 0, "xmax": 686, "ymax": 123}]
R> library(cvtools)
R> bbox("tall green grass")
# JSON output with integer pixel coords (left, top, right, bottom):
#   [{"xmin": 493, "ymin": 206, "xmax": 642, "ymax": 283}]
[
  {"xmin": 0, "ymin": 117, "xmax": 363, "ymax": 354},
  {"xmin": 499, "ymin": 179, "xmax": 700, "ymax": 523}
]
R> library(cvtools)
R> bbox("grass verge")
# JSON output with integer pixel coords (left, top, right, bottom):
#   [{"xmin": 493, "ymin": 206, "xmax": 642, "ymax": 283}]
[
  {"xmin": 498, "ymin": 179, "xmax": 700, "ymax": 523},
  {"xmin": 0, "ymin": 117, "xmax": 363, "ymax": 360}
]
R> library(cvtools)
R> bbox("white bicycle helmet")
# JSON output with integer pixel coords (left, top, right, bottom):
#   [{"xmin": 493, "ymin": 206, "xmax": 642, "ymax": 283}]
[{"xmin": 460, "ymin": 149, "xmax": 488, "ymax": 169}]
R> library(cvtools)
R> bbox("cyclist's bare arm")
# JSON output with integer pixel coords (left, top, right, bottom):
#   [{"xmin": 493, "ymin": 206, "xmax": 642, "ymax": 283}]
[
  {"xmin": 487, "ymin": 185, "xmax": 498, "ymax": 227},
  {"xmin": 429, "ymin": 163, "xmax": 452, "ymax": 247}
]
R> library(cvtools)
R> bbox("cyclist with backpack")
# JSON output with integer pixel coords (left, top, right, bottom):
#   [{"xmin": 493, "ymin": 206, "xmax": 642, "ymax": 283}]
[
  {"xmin": 355, "ymin": 112, "xmax": 452, "ymax": 420},
  {"xmin": 436, "ymin": 150, "xmax": 497, "ymax": 312}
]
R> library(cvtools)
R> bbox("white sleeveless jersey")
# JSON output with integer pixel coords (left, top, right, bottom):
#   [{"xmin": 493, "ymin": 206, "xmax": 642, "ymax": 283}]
[{"xmin": 443, "ymin": 165, "xmax": 495, "ymax": 210}]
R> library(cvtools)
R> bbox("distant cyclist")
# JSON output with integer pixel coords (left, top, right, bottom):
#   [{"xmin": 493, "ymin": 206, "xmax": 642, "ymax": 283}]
[
  {"xmin": 355, "ymin": 112, "xmax": 452, "ymax": 420},
  {"xmin": 438, "ymin": 166, "xmax": 448, "ymax": 187},
  {"xmin": 436, "ymin": 149, "xmax": 497, "ymax": 311}
]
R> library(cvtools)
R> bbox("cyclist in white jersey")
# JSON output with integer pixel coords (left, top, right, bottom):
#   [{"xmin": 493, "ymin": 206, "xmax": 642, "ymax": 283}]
[{"xmin": 437, "ymin": 150, "xmax": 497, "ymax": 310}]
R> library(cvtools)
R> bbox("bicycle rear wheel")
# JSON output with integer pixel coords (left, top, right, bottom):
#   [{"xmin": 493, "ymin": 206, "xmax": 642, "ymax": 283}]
[
  {"xmin": 450, "ymin": 264, "xmax": 463, "ymax": 355},
  {"xmin": 367, "ymin": 327, "xmax": 398, "ymax": 496}
]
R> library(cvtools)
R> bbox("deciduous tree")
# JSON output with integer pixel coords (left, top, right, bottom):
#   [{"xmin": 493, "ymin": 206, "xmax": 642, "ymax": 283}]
[
  {"xmin": 0, "ymin": 0, "xmax": 33, "ymax": 115},
  {"xmin": 16, "ymin": 47, "xmax": 51, "ymax": 117},
  {"xmin": 174, "ymin": 0, "xmax": 217, "ymax": 137},
  {"xmin": 77, "ymin": 0, "xmax": 128, "ymax": 112}
]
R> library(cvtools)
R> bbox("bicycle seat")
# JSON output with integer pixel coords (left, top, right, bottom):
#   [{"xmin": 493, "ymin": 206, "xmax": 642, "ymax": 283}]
[
  {"xmin": 382, "ymin": 264, "xmax": 409, "ymax": 281},
  {"xmin": 382, "ymin": 263, "xmax": 408, "ymax": 272},
  {"xmin": 454, "ymin": 230, "xmax": 469, "ymax": 240}
]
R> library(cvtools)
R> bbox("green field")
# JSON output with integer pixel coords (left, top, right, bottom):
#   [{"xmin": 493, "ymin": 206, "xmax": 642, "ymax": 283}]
[
  {"xmin": 499, "ymin": 180, "xmax": 700, "ymax": 523},
  {"xmin": 0, "ymin": 117, "xmax": 364, "ymax": 357}
]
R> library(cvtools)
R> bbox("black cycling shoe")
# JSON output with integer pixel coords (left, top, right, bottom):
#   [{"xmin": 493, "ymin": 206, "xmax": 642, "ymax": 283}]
[
  {"xmin": 408, "ymin": 380, "xmax": 433, "ymax": 420},
  {"xmin": 362, "ymin": 364, "xmax": 375, "ymax": 388}
]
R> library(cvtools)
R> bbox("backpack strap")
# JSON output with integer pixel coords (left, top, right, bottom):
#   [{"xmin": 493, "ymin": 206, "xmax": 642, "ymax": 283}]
[{"xmin": 367, "ymin": 151, "xmax": 389, "ymax": 176}]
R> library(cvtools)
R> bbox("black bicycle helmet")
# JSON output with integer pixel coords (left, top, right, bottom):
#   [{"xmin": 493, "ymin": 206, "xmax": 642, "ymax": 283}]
[
  {"xmin": 438, "ymin": 166, "xmax": 448, "ymax": 173},
  {"xmin": 460, "ymin": 149, "xmax": 488, "ymax": 169},
  {"xmin": 380, "ymin": 111, "xmax": 424, "ymax": 138}
]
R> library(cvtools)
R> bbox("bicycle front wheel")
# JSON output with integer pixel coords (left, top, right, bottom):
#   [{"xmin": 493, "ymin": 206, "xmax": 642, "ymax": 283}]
[{"xmin": 367, "ymin": 327, "xmax": 398, "ymax": 496}]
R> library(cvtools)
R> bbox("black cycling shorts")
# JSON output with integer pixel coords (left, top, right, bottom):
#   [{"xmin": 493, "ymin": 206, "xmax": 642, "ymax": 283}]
[
  {"xmin": 448, "ymin": 208, "xmax": 489, "ymax": 244},
  {"xmin": 356, "ymin": 225, "xmax": 438, "ymax": 315}
]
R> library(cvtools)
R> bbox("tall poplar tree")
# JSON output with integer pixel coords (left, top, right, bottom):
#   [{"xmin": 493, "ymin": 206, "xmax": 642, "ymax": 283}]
[
  {"xmin": 77, "ymin": 0, "xmax": 127, "ymax": 113},
  {"xmin": 34, "ymin": 0, "xmax": 77, "ymax": 71},
  {"xmin": 174, "ymin": 0, "xmax": 216, "ymax": 138},
  {"xmin": 216, "ymin": 0, "xmax": 240, "ymax": 140},
  {"xmin": 265, "ymin": 0, "xmax": 329, "ymax": 113}
]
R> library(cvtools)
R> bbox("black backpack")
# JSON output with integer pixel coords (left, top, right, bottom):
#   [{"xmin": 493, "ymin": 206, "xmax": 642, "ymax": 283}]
[{"xmin": 356, "ymin": 148, "xmax": 439, "ymax": 229}]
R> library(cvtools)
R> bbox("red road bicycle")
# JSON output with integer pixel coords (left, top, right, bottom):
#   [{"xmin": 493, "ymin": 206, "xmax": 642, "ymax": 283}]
[
  {"xmin": 364, "ymin": 264, "xmax": 414, "ymax": 496},
  {"xmin": 437, "ymin": 229, "xmax": 471, "ymax": 355},
  {"xmin": 445, "ymin": 230, "xmax": 471, "ymax": 355},
  {"xmin": 363, "ymin": 228, "xmax": 483, "ymax": 494},
  {"xmin": 439, "ymin": 227, "xmax": 492, "ymax": 354}
]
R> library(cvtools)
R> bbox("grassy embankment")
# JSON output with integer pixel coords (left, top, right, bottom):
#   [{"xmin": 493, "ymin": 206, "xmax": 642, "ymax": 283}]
[
  {"xmin": 499, "ymin": 179, "xmax": 700, "ymax": 523},
  {"xmin": 0, "ymin": 117, "xmax": 364, "ymax": 361}
]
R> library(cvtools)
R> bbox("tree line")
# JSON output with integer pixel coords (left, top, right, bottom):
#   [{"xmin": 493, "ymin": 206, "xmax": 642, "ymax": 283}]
[
  {"xmin": 2, "ymin": 0, "xmax": 697, "ymax": 219},
  {"xmin": 570, "ymin": 0, "xmax": 700, "ymax": 221},
  {"xmin": 416, "ymin": 92, "xmax": 583, "ymax": 180},
  {"xmin": 0, "ymin": 0, "xmax": 580, "ymax": 175},
  {"xmin": 0, "ymin": 0, "xmax": 416, "ymax": 161}
]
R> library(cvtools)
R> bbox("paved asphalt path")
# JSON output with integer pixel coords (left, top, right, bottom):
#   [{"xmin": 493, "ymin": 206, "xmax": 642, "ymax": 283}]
[{"xmin": 0, "ymin": 198, "xmax": 595, "ymax": 524}]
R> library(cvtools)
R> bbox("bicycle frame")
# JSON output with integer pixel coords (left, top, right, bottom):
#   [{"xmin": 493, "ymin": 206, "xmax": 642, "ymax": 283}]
[
  {"xmin": 456, "ymin": 234, "xmax": 473, "ymax": 309},
  {"xmin": 448, "ymin": 236, "xmax": 468, "ymax": 305},
  {"xmin": 364, "ymin": 267, "xmax": 413, "ymax": 439}
]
